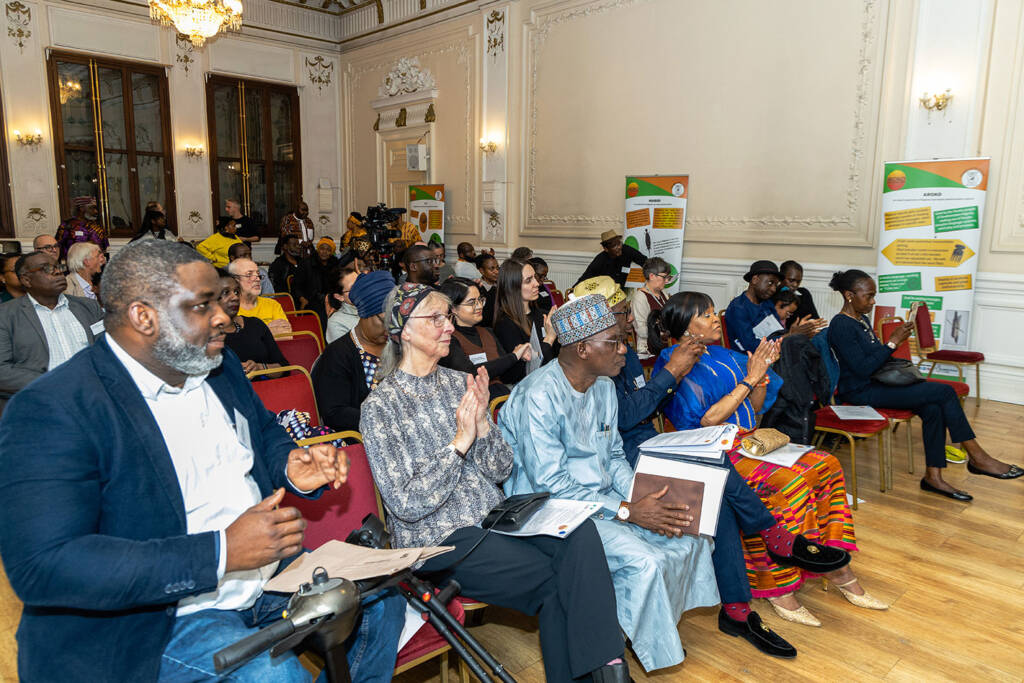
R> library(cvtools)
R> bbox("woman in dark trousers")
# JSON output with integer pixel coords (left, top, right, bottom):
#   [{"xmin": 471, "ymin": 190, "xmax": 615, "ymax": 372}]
[
  {"xmin": 827, "ymin": 269, "xmax": 1021, "ymax": 501},
  {"xmin": 492, "ymin": 258, "xmax": 557, "ymax": 383}
]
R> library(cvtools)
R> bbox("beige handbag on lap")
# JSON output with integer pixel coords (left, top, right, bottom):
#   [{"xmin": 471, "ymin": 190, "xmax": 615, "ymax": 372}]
[{"xmin": 740, "ymin": 428, "xmax": 790, "ymax": 456}]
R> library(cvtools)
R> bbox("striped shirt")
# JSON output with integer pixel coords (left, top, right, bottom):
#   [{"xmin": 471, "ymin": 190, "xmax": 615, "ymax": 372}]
[{"xmin": 29, "ymin": 294, "xmax": 89, "ymax": 370}]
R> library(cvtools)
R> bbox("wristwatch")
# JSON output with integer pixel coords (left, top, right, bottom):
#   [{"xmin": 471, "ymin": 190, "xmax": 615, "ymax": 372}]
[
  {"xmin": 886, "ymin": 341, "xmax": 897, "ymax": 350},
  {"xmin": 616, "ymin": 501, "xmax": 630, "ymax": 521}
]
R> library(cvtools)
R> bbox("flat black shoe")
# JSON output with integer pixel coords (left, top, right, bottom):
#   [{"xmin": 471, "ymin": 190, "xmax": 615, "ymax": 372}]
[
  {"xmin": 966, "ymin": 463, "xmax": 1024, "ymax": 480},
  {"xmin": 767, "ymin": 534, "xmax": 851, "ymax": 573},
  {"xmin": 717, "ymin": 608, "xmax": 797, "ymax": 659},
  {"xmin": 591, "ymin": 660, "xmax": 629, "ymax": 683},
  {"xmin": 920, "ymin": 478, "xmax": 973, "ymax": 501}
]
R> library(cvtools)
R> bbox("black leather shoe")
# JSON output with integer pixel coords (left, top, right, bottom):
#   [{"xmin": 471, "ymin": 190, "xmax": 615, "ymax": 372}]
[
  {"xmin": 718, "ymin": 609, "xmax": 797, "ymax": 659},
  {"xmin": 920, "ymin": 478, "xmax": 973, "ymax": 501},
  {"xmin": 591, "ymin": 660, "xmax": 629, "ymax": 683},
  {"xmin": 767, "ymin": 534, "xmax": 851, "ymax": 573},
  {"xmin": 967, "ymin": 463, "xmax": 1024, "ymax": 480}
]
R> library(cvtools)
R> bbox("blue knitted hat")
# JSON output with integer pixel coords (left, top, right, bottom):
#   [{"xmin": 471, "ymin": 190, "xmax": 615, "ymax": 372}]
[{"xmin": 350, "ymin": 270, "xmax": 395, "ymax": 318}]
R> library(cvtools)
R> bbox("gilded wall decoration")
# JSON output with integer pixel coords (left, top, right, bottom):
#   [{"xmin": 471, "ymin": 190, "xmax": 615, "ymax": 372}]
[
  {"xmin": 175, "ymin": 34, "xmax": 195, "ymax": 76},
  {"xmin": 305, "ymin": 55, "xmax": 334, "ymax": 94},
  {"xmin": 424, "ymin": 103, "xmax": 436, "ymax": 123},
  {"xmin": 26, "ymin": 207, "xmax": 45, "ymax": 222},
  {"xmin": 6, "ymin": 1, "xmax": 31, "ymax": 53},
  {"xmin": 379, "ymin": 57, "xmax": 436, "ymax": 97},
  {"xmin": 188, "ymin": 210, "xmax": 202, "ymax": 224},
  {"xmin": 395, "ymin": 108, "xmax": 407, "ymax": 127},
  {"xmin": 486, "ymin": 10, "xmax": 505, "ymax": 60}
]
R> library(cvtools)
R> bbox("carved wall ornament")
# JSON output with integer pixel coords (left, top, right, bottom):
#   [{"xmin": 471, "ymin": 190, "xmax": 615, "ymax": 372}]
[
  {"xmin": 379, "ymin": 57, "xmax": 436, "ymax": 97},
  {"xmin": 188, "ymin": 210, "xmax": 202, "ymax": 224},
  {"xmin": 486, "ymin": 210, "xmax": 503, "ymax": 242},
  {"xmin": 305, "ymin": 55, "xmax": 334, "ymax": 94},
  {"xmin": 6, "ymin": 1, "xmax": 31, "ymax": 53},
  {"xmin": 26, "ymin": 207, "xmax": 45, "ymax": 222},
  {"xmin": 175, "ymin": 34, "xmax": 196, "ymax": 76},
  {"xmin": 424, "ymin": 103, "xmax": 436, "ymax": 123},
  {"xmin": 486, "ymin": 10, "xmax": 505, "ymax": 60},
  {"xmin": 318, "ymin": 215, "xmax": 329, "ymax": 227},
  {"xmin": 373, "ymin": 113, "xmax": 380, "ymax": 131},
  {"xmin": 395, "ymin": 108, "xmax": 407, "ymax": 127}
]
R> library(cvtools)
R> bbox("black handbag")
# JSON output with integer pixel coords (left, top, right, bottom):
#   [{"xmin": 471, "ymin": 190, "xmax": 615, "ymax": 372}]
[
  {"xmin": 871, "ymin": 358, "xmax": 925, "ymax": 386},
  {"xmin": 481, "ymin": 492, "xmax": 550, "ymax": 532}
]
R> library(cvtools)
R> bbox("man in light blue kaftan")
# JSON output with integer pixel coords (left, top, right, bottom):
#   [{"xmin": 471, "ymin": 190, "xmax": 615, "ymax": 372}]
[{"xmin": 497, "ymin": 295, "xmax": 719, "ymax": 672}]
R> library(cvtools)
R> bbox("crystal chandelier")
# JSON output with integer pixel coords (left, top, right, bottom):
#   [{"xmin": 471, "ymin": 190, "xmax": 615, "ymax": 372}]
[
  {"xmin": 59, "ymin": 79, "xmax": 82, "ymax": 104},
  {"xmin": 149, "ymin": 0, "xmax": 243, "ymax": 47}
]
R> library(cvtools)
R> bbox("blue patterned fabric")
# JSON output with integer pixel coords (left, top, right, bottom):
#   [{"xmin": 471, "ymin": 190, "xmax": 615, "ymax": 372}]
[{"xmin": 550, "ymin": 294, "xmax": 617, "ymax": 345}]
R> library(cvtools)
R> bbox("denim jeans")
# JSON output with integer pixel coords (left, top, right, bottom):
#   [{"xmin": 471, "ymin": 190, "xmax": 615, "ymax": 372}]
[{"xmin": 159, "ymin": 589, "xmax": 405, "ymax": 682}]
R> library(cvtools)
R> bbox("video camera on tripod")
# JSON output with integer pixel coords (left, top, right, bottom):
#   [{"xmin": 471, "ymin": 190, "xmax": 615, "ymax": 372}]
[
  {"xmin": 213, "ymin": 514, "xmax": 515, "ymax": 683},
  {"xmin": 349, "ymin": 203, "xmax": 406, "ymax": 271}
]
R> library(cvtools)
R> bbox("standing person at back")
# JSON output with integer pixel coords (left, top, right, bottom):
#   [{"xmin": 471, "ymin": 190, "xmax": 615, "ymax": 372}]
[
  {"xmin": 575, "ymin": 230, "xmax": 646, "ymax": 288},
  {"xmin": 631, "ymin": 257, "xmax": 672, "ymax": 355},
  {"xmin": 493, "ymin": 258, "xmax": 557, "ymax": 384},
  {"xmin": 55, "ymin": 197, "xmax": 108, "ymax": 261},
  {"xmin": 225, "ymin": 198, "xmax": 260, "ymax": 245}
]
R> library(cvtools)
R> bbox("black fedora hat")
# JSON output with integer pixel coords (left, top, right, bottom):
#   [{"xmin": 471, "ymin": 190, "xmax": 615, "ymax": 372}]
[{"xmin": 743, "ymin": 259, "xmax": 781, "ymax": 282}]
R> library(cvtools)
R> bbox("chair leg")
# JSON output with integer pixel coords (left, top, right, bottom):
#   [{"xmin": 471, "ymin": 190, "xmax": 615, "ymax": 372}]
[
  {"xmin": 845, "ymin": 434, "xmax": 857, "ymax": 510},
  {"xmin": 975, "ymin": 363, "xmax": 981, "ymax": 407},
  {"xmin": 906, "ymin": 420, "xmax": 914, "ymax": 474},
  {"xmin": 880, "ymin": 432, "xmax": 891, "ymax": 492},
  {"xmin": 440, "ymin": 652, "xmax": 449, "ymax": 683}
]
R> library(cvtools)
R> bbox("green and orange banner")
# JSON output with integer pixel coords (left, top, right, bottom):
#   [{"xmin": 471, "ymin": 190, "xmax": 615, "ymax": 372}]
[
  {"xmin": 408, "ymin": 185, "xmax": 445, "ymax": 245},
  {"xmin": 623, "ymin": 175, "xmax": 687, "ymax": 290}
]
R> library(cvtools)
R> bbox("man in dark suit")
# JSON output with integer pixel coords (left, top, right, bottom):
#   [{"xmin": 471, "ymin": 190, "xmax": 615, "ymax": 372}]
[
  {"xmin": 0, "ymin": 240, "xmax": 404, "ymax": 682},
  {"xmin": 0, "ymin": 250, "xmax": 103, "ymax": 414},
  {"xmin": 574, "ymin": 230, "xmax": 647, "ymax": 288}
]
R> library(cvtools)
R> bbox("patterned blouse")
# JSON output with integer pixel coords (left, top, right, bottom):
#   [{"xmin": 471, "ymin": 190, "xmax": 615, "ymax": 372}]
[{"xmin": 350, "ymin": 330, "xmax": 380, "ymax": 389}]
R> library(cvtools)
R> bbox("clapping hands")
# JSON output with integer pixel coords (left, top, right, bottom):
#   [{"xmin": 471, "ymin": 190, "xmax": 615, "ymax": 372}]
[{"xmin": 453, "ymin": 367, "xmax": 492, "ymax": 454}]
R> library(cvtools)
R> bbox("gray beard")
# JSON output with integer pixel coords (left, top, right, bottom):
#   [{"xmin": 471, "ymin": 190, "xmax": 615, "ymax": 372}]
[{"xmin": 151, "ymin": 309, "xmax": 223, "ymax": 376}]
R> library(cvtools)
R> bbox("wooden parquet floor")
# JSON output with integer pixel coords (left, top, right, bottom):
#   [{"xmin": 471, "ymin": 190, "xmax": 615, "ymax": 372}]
[{"xmin": 2, "ymin": 400, "xmax": 1022, "ymax": 682}]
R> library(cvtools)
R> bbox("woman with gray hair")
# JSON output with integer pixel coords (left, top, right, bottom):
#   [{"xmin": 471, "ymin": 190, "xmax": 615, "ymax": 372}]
[
  {"xmin": 360, "ymin": 282, "xmax": 630, "ymax": 683},
  {"xmin": 631, "ymin": 256, "xmax": 673, "ymax": 354}
]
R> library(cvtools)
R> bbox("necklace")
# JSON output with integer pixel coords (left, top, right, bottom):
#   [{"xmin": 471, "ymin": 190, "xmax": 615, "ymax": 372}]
[{"xmin": 232, "ymin": 320, "xmax": 241, "ymax": 333}]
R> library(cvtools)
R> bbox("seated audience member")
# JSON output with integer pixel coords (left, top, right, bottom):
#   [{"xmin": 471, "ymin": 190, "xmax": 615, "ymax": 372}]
[
  {"xmin": 431, "ymin": 242, "xmax": 455, "ymax": 282},
  {"xmin": 0, "ymin": 239, "xmax": 404, "ymax": 681},
  {"xmin": 313, "ymin": 270, "xmax": 394, "ymax": 432},
  {"xmin": 32, "ymin": 234, "xmax": 61, "ymax": 261},
  {"xmin": 828, "ymin": 270, "xmax": 1021, "ymax": 500},
  {"xmin": 196, "ymin": 216, "xmax": 243, "ymax": 268},
  {"xmin": 217, "ymin": 269, "xmax": 288, "ymax": 375},
  {"xmin": 527, "ymin": 256, "xmax": 554, "ymax": 313},
  {"xmin": 575, "ymin": 229, "xmax": 646, "ymax": 288},
  {"xmin": 780, "ymin": 260, "xmax": 819, "ymax": 326},
  {"xmin": 498, "ymin": 295, "xmax": 720, "ymax": 671},
  {"xmin": 361, "ymin": 282, "xmax": 631, "ymax": 683},
  {"xmin": 340, "ymin": 212, "xmax": 367, "ymax": 249},
  {"xmin": 438, "ymin": 277, "xmax": 530, "ymax": 396},
  {"xmin": 225, "ymin": 198, "xmax": 259, "ymax": 245},
  {"xmin": 325, "ymin": 266, "xmax": 361, "ymax": 344},
  {"xmin": 270, "ymin": 234, "xmax": 302, "ymax": 293},
  {"xmin": 402, "ymin": 243, "xmax": 440, "ymax": 286},
  {"xmin": 772, "ymin": 287, "xmax": 799, "ymax": 327},
  {"xmin": 454, "ymin": 241, "xmax": 479, "ymax": 279},
  {"xmin": 493, "ymin": 258, "xmax": 556, "ymax": 381},
  {"xmin": 630, "ymin": 256, "xmax": 672, "ymax": 355},
  {"xmin": 510, "ymin": 246, "xmax": 534, "ymax": 260},
  {"xmin": 475, "ymin": 252, "xmax": 499, "ymax": 322},
  {"xmin": 55, "ymin": 196, "xmax": 108, "ymax": 260},
  {"xmin": 65, "ymin": 242, "xmax": 106, "ymax": 300},
  {"xmin": 1, "ymin": 253, "xmax": 26, "ymax": 302},
  {"xmin": 656, "ymin": 292, "xmax": 885, "ymax": 625},
  {"xmin": 725, "ymin": 260, "xmax": 825, "ymax": 353},
  {"xmin": 0, "ymin": 251, "xmax": 103, "ymax": 414},
  {"xmin": 228, "ymin": 258, "xmax": 292, "ymax": 337},
  {"xmin": 227, "ymin": 242, "xmax": 273, "ymax": 295},
  {"xmin": 130, "ymin": 208, "xmax": 172, "ymax": 242},
  {"xmin": 293, "ymin": 237, "xmax": 339, "ymax": 317}
]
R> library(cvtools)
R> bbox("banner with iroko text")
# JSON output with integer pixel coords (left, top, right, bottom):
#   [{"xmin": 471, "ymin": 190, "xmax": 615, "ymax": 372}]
[
  {"xmin": 408, "ymin": 184, "xmax": 445, "ymax": 246},
  {"xmin": 877, "ymin": 158, "xmax": 988, "ymax": 373},
  {"xmin": 623, "ymin": 175, "xmax": 687, "ymax": 291}
]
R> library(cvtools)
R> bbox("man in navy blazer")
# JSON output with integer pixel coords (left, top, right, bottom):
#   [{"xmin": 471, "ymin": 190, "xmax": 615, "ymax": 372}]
[{"xmin": 0, "ymin": 240, "xmax": 404, "ymax": 682}]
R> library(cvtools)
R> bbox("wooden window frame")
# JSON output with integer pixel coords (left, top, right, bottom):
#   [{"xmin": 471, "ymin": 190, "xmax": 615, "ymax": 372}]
[
  {"xmin": 205, "ymin": 76, "xmax": 302, "ymax": 237},
  {"xmin": 0, "ymin": 92, "xmax": 13, "ymax": 238}
]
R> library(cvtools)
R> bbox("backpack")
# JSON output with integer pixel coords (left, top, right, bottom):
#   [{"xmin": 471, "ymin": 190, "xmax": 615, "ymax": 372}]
[{"xmin": 760, "ymin": 335, "xmax": 831, "ymax": 443}]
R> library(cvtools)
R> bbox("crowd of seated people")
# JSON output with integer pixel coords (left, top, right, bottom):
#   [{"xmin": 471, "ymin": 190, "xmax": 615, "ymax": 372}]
[{"xmin": 3, "ymin": 222, "xmax": 1023, "ymax": 683}]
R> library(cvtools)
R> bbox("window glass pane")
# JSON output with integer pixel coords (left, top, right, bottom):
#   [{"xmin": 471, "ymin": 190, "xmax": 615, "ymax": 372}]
[
  {"xmin": 213, "ymin": 84, "xmax": 241, "ymax": 159},
  {"xmin": 104, "ymin": 152, "xmax": 133, "ymax": 232},
  {"xmin": 248, "ymin": 162, "xmax": 267, "ymax": 229},
  {"xmin": 217, "ymin": 161, "xmax": 244, "ymax": 218},
  {"xmin": 65, "ymin": 150, "xmax": 100, "ymax": 207},
  {"xmin": 97, "ymin": 67, "xmax": 127, "ymax": 151},
  {"xmin": 272, "ymin": 164, "xmax": 294, "ymax": 226},
  {"xmin": 244, "ymin": 88, "xmax": 263, "ymax": 161},
  {"xmin": 56, "ymin": 62, "xmax": 94, "ymax": 147},
  {"xmin": 132, "ymin": 72, "xmax": 163, "ymax": 153},
  {"xmin": 137, "ymin": 155, "xmax": 166, "ymax": 218},
  {"xmin": 270, "ymin": 92, "xmax": 293, "ymax": 162}
]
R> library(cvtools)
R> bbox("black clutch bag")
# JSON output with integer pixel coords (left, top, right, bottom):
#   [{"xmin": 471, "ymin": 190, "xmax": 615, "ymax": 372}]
[
  {"xmin": 481, "ymin": 492, "xmax": 550, "ymax": 532},
  {"xmin": 871, "ymin": 358, "xmax": 925, "ymax": 386}
]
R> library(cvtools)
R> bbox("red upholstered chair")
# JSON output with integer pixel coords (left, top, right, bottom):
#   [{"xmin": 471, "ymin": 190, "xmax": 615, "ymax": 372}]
[
  {"xmin": 880, "ymin": 319, "xmax": 970, "ymax": 404},
  {"xmin": 718, "ymin": 311, "xmax": 729, "ymax": 347},
  {"xmin": 285, "ymin": 310, "xmax": 326, "ymax": 351},
  {"xmin": 248, "ymin": 365, "xmax": 320, "ymax": 426},
  {"xmin": 275, "ymin": 331, "xmax": 322, "ymax": 373},
  {"xmin": 548, "ymin": 287, "xmax": 565, "ymax": 307},
  {"xmin": 813, "ymin": 403, "xmax": 891, "ymax": 506},
  {"xmin": 489, "ymin": 395, "xmax": 508, "ymax": 423},
  {"xmin": 268, "ymin": 292, "xmax": 295, "ymax": 312},
  {"xmin": 913, "ymin": 302, "xmax": 984, "ymax": 404}
]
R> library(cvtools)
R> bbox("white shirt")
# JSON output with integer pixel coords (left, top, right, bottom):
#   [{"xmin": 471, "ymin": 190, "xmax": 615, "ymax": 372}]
[
  {"xmin": 72, "ymin": 272, "xmax": 97, "ymax": 300},
  {"xmin": 105, "ymin": 335, "xmax": 276, "ymax": 616},
  {"xmin": 29, "ymin": 293, "xmax": 90, "ymax": 370},
  {"xmin": 454, "ymin": 260, "xmax": 478, "ymax": 279}
]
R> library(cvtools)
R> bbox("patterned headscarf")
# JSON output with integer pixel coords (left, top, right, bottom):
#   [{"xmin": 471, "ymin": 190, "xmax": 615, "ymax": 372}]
[
  {"xmin": 551, "ymin": 294, "xmax": 617, "ymax": 345},
  {"xmin": 388, "ymin": 282, "xmax": 435, "ymax": 343}
]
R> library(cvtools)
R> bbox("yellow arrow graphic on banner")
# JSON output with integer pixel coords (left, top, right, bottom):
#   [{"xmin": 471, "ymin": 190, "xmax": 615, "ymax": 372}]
[{"xmin": 881, "ymin": 239, "xmax": 975, "ymax": 268}]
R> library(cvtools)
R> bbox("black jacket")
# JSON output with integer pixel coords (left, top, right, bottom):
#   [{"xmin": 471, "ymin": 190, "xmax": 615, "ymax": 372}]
[
  {"xmin": 268, "ymin": 254, "xmax": 300, "ymax": 294},
  {"xmin": 574, "ymin": 244, "xmax": 647, "ymax": 287},
  {"xmin": 493, "ymin": 307, "xmax": 553, "ymax": 384},
  {"xmin": 311, "ymin": 333, "xmax": 371, "ymax": 432}
]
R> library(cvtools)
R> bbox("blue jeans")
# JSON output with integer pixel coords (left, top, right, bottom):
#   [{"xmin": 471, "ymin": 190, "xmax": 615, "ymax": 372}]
[{"xmin": 159, "ymin": 589, "xmax": 405, "ymax": 682}]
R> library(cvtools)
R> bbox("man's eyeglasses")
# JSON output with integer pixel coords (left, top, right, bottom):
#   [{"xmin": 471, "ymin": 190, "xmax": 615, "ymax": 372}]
[
  {"xmin": 458, "ymin": 297, "xmax": 485, "ymax": 309},
  {"xmin": 587, "ymin": 337, "xmax": 627, "ymax": 347},
  {"xmin": 409, "ymin": 311, "xmax": 454, "ymax": 327},
  {"xmin": 38, "ymin": 244, "xmax": 59, "ymax": 253},
  {"xmin": 25, "ymin": 263, "xmax": 69, "ymax": 276},
  {"xmin": 235, "ymin": 271, "xmax": 264, "ymax": 281}
]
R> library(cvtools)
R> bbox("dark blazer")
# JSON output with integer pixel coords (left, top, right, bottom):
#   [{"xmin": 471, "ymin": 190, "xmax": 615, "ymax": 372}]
[
  {"xmin": 0, "ymin": 294, "xmax": 103, "ymax": 412},
  {"xmin": 312, "ymin": 332, "xmax": 371, "ymax": 432},
  {"xmin": 0, "ymin": 338, "xmax": 306, "ymax": 682},
  {"xmin": 493, "ymin": 307, "xmax": 554, "ymax": 384}
]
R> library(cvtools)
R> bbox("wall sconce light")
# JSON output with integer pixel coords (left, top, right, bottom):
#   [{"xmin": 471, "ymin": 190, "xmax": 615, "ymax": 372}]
[
  {"xmin": 479, "ymin": 137, "xmax": 498, "ymax": 154},
  {"xmin": 920, "ymin": 88, "xmax": 953, "ymax": 112},
  {"xmin": 185, "ymin": 144, "xmax": 205, "ymax": 159},
  {"xmin": 13, "ymin": 129, "xmax": 43, "ymax": 148}
]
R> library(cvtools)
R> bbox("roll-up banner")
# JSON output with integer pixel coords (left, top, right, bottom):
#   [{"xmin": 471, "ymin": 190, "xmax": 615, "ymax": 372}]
[
  {"xmin": 408, "ymin": 184, "xmax": 445, "ymax": 246},
  {"xmin": 877, "ymin": 158, "xmax": 988, "ymax": 376},
  {"xmin": 623, "ymin": 175, "xmax": 687, "ymax": 292}
]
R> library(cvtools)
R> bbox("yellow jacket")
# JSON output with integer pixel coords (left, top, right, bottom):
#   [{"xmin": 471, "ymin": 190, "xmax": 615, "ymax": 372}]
[{"xmin": 196, "ymin": 232, "xmax": 243, "ymax": 267}]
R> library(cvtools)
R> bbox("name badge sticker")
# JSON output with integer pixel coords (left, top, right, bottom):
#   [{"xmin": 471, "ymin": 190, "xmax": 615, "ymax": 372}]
[
  {"xmin": 89, "ymin": 320, "xmax": 105, "ymax": 335},
  {"xmin": 634, "ymin": 374, "xmax": 646, "ymax": 389},
  {"xmin": 468, "ymin": 352, "xmax": 488, "ymax": 365},
  {"xmin": 233, "ymin": 408, "xmax": 252, "ymax": 451}
]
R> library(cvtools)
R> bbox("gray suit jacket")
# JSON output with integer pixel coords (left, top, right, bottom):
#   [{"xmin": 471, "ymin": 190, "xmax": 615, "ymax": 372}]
[{"xmin": 0, "ymin": 294, "xmax": 104, "ymax": 412}]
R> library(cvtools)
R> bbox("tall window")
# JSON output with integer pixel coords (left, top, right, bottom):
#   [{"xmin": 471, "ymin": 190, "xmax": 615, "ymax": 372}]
[
  {"xmin": 0, "ymin": 92, "xmax": 13, "ymax": 237},
  {"xmin": 47, "ymin": 52, "xmax": 175, "ymax": 236},
  {"xmin": 206, "ymin": 76, "xmax": 301, "ymax": 236}
]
